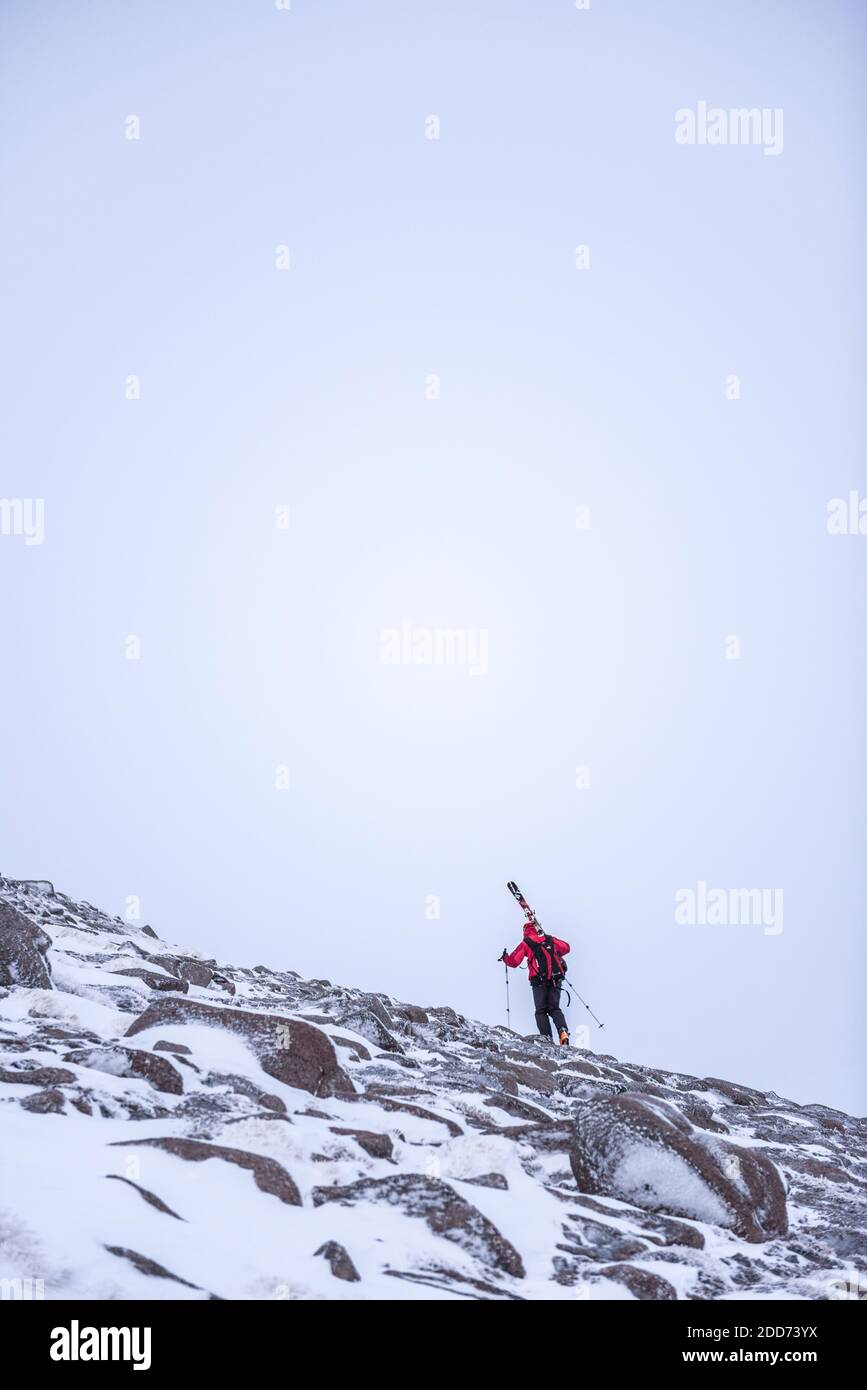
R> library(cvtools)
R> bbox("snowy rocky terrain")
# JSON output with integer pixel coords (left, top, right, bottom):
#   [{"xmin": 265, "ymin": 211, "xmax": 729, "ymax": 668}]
[{"xmin": 1, "ymin": 877, "xmax": 865, "ymax": 1301}]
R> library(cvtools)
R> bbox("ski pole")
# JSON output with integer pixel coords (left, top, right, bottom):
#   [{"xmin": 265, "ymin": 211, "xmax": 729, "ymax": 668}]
[
  {"xmin": 570, "ymin": 987, "xmax": 605, "ymax": 1030},
  {"xmin": 504, "ymin": 960, "xmax": 511, "ymax": 1028}
]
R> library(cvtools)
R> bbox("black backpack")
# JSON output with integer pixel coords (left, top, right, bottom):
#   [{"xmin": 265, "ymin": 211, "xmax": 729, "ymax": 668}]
[{"xmin": 526, "ymin": 933, "xmax": 567, "ymax": 984}]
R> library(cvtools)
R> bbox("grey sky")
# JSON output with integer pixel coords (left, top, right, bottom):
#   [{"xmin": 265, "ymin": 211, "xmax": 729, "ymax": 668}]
[{"xmin": 2, "ymin": 0, "xmax": 864, "ymax": 1112}]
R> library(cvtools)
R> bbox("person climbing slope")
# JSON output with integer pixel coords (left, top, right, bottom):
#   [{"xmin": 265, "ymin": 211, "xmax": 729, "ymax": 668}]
[{"xmin": 500, "ymin": 917, "xmax": 571, "ymax": 1044}]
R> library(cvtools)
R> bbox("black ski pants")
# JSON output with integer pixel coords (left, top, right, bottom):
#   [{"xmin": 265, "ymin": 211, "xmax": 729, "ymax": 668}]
[{"xmin": 531, "ymin": 978, "xmax": 567, "ymax": 1039}]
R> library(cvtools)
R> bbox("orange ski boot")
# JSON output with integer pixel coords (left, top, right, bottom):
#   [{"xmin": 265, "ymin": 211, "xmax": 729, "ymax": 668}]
[{"xmin": 558, "ymin": 1029, "xmax": 570, "ymax": 1047}]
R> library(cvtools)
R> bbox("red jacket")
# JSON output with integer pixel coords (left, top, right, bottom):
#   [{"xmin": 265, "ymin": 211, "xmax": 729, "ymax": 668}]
[{"xmin": 504, "ymin": 923, "xmax": 570, "ymax": 981}]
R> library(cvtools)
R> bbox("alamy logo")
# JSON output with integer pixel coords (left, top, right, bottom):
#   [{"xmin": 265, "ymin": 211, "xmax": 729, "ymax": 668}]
[
  {"xmin": 380, "ymin": 622, "xmax": 489, "ymax": 676},
  {"xmin": 675, "ymin": 881, "xmax": 784, "ymax": 936},
  {"xmin": 674, "ymin": 102, "xmax": 783, "ymax": 157},
  {"xmin": 0, "ymin": 497, "xmax": 45, "ymax": 545},
  {"xmin": 50, "ymin": 1321, "xmax": 152, "ymax": 1371},
  {"xmin": 826, "ymin": 491, "xmax": 867, "ymax": 535},
  {"xmin": 0, "ymin": 1276, "xmax": 44, "ymax": 1299},
  {"xmin": 828, "ymin": 1273, "xmax": 867, "ymax": 1300}
]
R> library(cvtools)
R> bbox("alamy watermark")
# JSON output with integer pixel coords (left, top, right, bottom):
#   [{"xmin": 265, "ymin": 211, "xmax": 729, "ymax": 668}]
[
  {"xmin": 380, "ymin": 622, "xmax": 489, "ymax": 676},
  {"xmin": 1, "ymin": 1276, "xmax": 44, "ymax": 1300},
  {"xmin": 50, "ymin": 1322, "xmax": 151, "ymax": 1371},
  {"xmin": 675, "ymin": 881, "xmax": 783, "ymax": 936},
  {"xmin": 828, "ymin": 1272, "xmax": 867, "ymax": 1300},
  {"xmin": 826, "ymin": 491, "xmax": 867, "ymax": 536},
  {"xmin": 0, "ymin": 497, "xmax": 45, "ymax": 545},
  {"xmin": 675, "ymin": 102, "xmax": 783, "ymax": 157}
]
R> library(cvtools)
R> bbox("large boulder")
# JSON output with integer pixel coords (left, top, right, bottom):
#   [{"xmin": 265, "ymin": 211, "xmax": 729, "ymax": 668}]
[
  {"xmin": 569, "ymin": 1094, "xmax": 787, "ymax": 1243},
  {"xmin": 312, "ymin": 1174, "xmax": 524, "ymax": 1278},
  {"xmin": 124, "ymin": 997, "xmax": 354, "ymax": 1099},
  {"xmin": 0, "ymin": 902, "xmax": 52, "ymax": 989}
]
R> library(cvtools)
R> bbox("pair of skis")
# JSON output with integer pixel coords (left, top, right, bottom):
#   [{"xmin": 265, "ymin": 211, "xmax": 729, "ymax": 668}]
[{"xmin": 505, "ymin": 880, "xmax": 605, "ymax": 1029}]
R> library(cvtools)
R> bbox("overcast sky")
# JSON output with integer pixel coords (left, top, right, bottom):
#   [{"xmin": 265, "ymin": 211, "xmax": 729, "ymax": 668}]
[{"xmin": 2, "ymin": 0, "xmax": 864, "ymax": 1113}]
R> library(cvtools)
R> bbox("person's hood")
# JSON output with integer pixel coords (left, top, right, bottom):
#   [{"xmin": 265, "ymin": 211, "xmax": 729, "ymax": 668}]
[{"xmin": 523, "ymin": 921, "xmax": 545, "ymax": 942}]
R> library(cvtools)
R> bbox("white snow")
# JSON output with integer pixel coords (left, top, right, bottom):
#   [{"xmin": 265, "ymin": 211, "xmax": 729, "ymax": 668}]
[{"xmin": 612, "ymin": 1146, "xmax": 733, "ymax": 1229}]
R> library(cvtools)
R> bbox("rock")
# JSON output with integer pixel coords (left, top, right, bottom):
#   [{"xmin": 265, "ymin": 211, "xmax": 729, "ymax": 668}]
[
  {"xmin": 551, "ymin": 1191, "xmax": 705, "ymax": 1251},
  {"xmin": 330, "ymin": 1034, "xmax": 372, "ymax": 1062},
  {"xmin": 596, "ymin": 1263, "xmax": 677, "ymax": 1300},
  {"xmin": 0, "ymin": 1065, "xmax": 76, "ymax": 1087},
  {"xmin": 677, "ymin": 1093, "xmax": 729, "ymax": 1134},
  {"xmin": 336, "ymin": 1006, "xmax": 403, "ymax": 1055},
  {"xmin": 562, "ymin": 1060, "xmax": 603, "ymax": 1078},
  {"xmin": 358, "ymin": 994, "xmax": 396, "ymax": 1030},
  {"xmin": 484, "ymin": 1093, "xmax": 552, "ymax": 1123},
  {"xmin": 372, "ymin": 1096, "xmax": 463, "ymax": 1138},
  {"xmin": 385, "ymin": 1265, "xmax": 522, "ymax": 1300},
  {"xmin": 111, "ymin": 1137, "xmax": 301, "ymax": 1206},
  {"xmin": 557, "ymin": 1205, "xmax": 649, "ymax": 1264},
  {"xmin": 632, "ymin": 1211, "xmax": 705, "ymax": 1250},
  {"xmin": 105, "ymin": 1246, "xmax": 204, "ymax": 1290},
  {"xmin": 502, "ymin": 1047, "xmax": 557, "ymax": 1073},
  {"xmin": 397, "ymin": 1004, "xmax": 429, "ymax": 1025},
  {"xmin": 110, "ymin": 968, "xmax": 189, "ymax": 994},
  {"xmin": 462, "ymin": 1173, "xmax": 509, "ymax": 1190},
  {"xmin": 153, "ymin": 1040, "xmax": 192, "ymax": 1056},
  {"xmin": 177, "ymin": 959, "xmax": 214, "ymax": 988},
  {"xmin": 376, "ymin": 1052, "xmax": 419, "ymax": 1070},
  {"xmin": 488, "ymin": 1058, "xmax": 557, "ymax": 1095},
  {"xmin": 65, "ymin": 1045, "xmax": 184, "ymax": 1096},
  {"xmin": 569, "ymin": 1094, "xmax": 788, "ymax": 1243},
  {"xmin": 141, "ymin": 926, "xmax": 159, "ymax": 939},
  {"xmin": 145, "ymin": 954, "xmax": 184, "ymax": 978},
  {"xmin": 0, "ymin": 902, "xmax": 53, "ymax": 989},
  {"xmin": 704, "ymin": 1077, "xmax": 764, "ymax": 1108},
  {"xmin": 784, "ymin": 1155, "xmax": 857, "ymax": 1185},
  {"xmin": 125, "ymin": 998, "xmax": 354, "ymax": 1099},
  {"xmin": 312, "ymin": 1175, "xmax": 525, "ymax": 1278},
  {"xmin": 315, "ymin": 1241, "xmax": 361, "ymax": 1282},
  {"xmin": 211, "ymin": 972, "xmax": 236, "ymax": 996},
  {"xmin": 259, "ymin": 1093, "xmax": 287, "ymax": 1114},
  {"xmin": 20, "ymin": 1088, "xmax": 66, "ymax": 1113},
  {"xmin": 106, "ymin": 1175, "xmax": 185, "ymax": 1219},
  {"xmin": 329, "ymin": 1127, "xmax": 394, "ymax": 1160},
  {"xmin": 40, "ymin": 1025, "xmax": 100, "ymax": 1044},
  {"xmin": 126, "ymin": 1049, "xmax": 184, "ymax": 1096},
  {"xmin": 427, "ymin": 1006, "xmax": 465, "ymax": 1030}
]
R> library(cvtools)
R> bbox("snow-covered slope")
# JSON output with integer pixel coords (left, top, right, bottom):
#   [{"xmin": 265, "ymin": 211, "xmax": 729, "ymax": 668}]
[{"xmin": 1, "ymin": 877, "xmax": 865, "ymax": 1301}]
